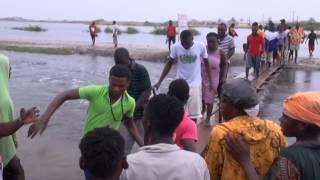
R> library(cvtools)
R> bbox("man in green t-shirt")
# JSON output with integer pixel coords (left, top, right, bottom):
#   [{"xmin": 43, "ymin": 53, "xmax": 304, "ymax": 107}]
[{"xmin": 27, "ymin": 65, "xmax": 143, "ymax": 147}]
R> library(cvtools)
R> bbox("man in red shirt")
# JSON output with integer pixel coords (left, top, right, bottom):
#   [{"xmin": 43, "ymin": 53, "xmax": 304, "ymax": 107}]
[
  {"xmin": 245, "ymin": 22, "xmax": 264, "ymax": 79},
  {"xmin": 167, "ymin": 20, "xmax": 176, "ymax": 53},
  {"xmin": 89, "ymin": 22, "xmax": 98, "ymax": 46}
]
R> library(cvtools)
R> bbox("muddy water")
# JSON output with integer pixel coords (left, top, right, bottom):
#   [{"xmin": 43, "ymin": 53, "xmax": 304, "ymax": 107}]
[
  {"xmin": 260, "ymin": 68, "xmax": 320, "ymax": 121},
  {"xmin": 259, "ymin": 68, "xmax": 320, "ymax": 144},
  {"xmin": 2, "ymin": 50, "xmax": 319, "ymax": 180},
  {"xmin": 1, "ymin": 50, "xmax": 242, "ymax": 180}
]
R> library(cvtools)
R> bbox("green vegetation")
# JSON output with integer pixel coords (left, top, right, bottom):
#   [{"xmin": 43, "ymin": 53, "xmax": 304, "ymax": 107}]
[
  {"xmin": 0, "ymin": 46, "xmax": 74, "ymax": 55},
  {"xmin": 151, "ymin": 27, "xmax": 200, "ymax": 36},
  {"xmin": 106, "ymin": 27, "xmax": 139, "ymax": 34},
  {"xmin": 301, "ymin": 23, "xmax": 320, "ymax": 31},
  {"xmin": 104, "ymin": 27, "xmax": 122, "ymax": 34},
  {"xmin": 12, "ymin": 25, "xmax": 47, "ymax": 32},
  {"xmin": 143, "ymin": 21, "xmax": 169, "ymax": 26},
  {"xmin": 284, "ymin": 18, "xmax": 320, "ymax": 31},
  {"xmin": 189, "ymin": 28, "xmax": 201, "ymax": 36},
  {"xmin": 95, "ymin": 26, "xmax": 102, "ymax": 33},
  {"xmin": 104, "ymin": 27, "xmax": 113, "ymax": 33},
  {"xmin": 92, "ymin": 19, "xmax": 105, "ymax": 24},
  {"xmin": 299, "ymin": 18, "xmax": 320, "ymax": 31},
  {"xmin": 286, "ymin": 23, "xmax": 320, "ymax": 31},
  {"xmin": 5, "ymin": 17, "xmax": 320, "ymax": 30},
  {"xmin": 125, "ymin": 27, "xmax": 139, "ymax": 34},
  {"xmin": 151, "ymin": 27, "xmax": 167, "ymax": 35},
  {"xmin": 143, "ymin": 21, "xmax": 157, "ymax": 26}
]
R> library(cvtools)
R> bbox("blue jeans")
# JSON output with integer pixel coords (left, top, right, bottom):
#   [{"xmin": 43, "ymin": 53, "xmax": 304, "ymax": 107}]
[{"xmin": 84, "ymin": 170, "xmax": 92, "ymax": 180}]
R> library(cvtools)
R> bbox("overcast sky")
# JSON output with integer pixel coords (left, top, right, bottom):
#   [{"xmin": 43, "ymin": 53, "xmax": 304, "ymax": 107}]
[{"xmin": 1, "ymin": 0, "xmax": 319, "ymax": 22}]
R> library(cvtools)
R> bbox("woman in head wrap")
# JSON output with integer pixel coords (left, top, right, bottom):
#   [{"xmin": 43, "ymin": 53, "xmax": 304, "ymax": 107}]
[
  {"xmin": 0, "ymin": 54, "xmax": 39, "ymax": 180},
  {"xmin": 225, "ymin": 91, "xmax": 320, "ymax": 180},
  {"xmin": 204, "ymin": 78, "xmax": 286, "ymax": 180}
]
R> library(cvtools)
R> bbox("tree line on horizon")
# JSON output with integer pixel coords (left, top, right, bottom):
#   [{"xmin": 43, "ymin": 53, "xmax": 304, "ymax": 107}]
[{"xmin": 2, "ymin": 16, "xmax": 320, "ymax": 30}]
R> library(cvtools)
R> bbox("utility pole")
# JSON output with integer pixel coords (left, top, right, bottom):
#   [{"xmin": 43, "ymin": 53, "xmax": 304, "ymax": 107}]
[{"xmin": 292, "ymin": 11, "xmax": 295, "ymax": 23}]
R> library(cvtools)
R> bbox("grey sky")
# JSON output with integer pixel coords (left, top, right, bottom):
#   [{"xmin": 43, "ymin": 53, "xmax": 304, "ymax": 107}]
[{"xmin": 1, "ymin": 0, "xmax": 319, "ymax": 22}]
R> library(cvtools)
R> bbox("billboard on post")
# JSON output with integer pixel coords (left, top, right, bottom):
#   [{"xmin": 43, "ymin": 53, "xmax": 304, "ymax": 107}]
[
  {"xmin": 177, "ymin": 14, "xmax": 188, "ymax": 40},
  {"xmin": 178, "ymin": 14, "xmax": 188, "ymax": 28}
]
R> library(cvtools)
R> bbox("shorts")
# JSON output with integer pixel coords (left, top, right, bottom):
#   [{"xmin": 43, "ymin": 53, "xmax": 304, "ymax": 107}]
[
  {"xmin": 113, "ymin": 35, "xmax": 118, "ymax": 45},
  {"xmin": 273, "ymin": 49, "xmax": 278, "ymax": 59},
  {"xmin": 90, "ymin": 34, "xmax": 96, "ymax": 39},
  {"xmin": 290, "ymin": 44, "xmax": 300, "ymax": 51},
  {"xmin": 246, "ymin": 55, "xmax": 261, "ymax": 69},
  {"xmin": 168, "ymin": 37, "xmax": 176, "ymax": 44},
  {"xmin": 186, "ymin": 86, "xmax": 202, "ymax": 119},
  {"xmin": 278, "ymin": 44, "xmax": 284, "ymax": 51},
  {"xmin": 309, "ymin": 43, "xmax": 315, "ymax": 51}
]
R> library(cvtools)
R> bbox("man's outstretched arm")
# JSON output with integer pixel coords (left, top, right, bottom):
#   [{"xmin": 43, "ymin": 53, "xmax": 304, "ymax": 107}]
[{"xmin": 28, "ymin": 89, "xmax": 80, "ymax": 138}]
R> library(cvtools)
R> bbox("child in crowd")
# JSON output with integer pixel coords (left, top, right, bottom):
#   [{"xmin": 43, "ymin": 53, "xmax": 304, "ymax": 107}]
[
  {"xmin": 168, "ymin": 79, "xmax": 198, "ymax": 152},
  {"xmin": 80, "ymin": 127, "xmax": 128, "ymax": 180}
]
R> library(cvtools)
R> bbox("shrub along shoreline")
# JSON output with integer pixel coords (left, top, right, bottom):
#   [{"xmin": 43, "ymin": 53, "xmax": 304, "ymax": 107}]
[{"xmin": 12, "ymin": 25, "xmax": 47, "ymax": 32}]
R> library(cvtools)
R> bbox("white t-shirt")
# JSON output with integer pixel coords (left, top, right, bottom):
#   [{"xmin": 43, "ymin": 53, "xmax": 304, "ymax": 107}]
[
  {"xmin": 113, "ymin": 24, "xmax": 119, "ymax": 36},
  {"xmin": 265, "ymin": 31, "xmax": 279, "ymax": 41},
  {"xmin": 120, "ymin": 143, "xmax": 210, "ymax": 180},
  {"xmin": 170, "ymin": 42, "xmax": 208, "ymax": 87}
]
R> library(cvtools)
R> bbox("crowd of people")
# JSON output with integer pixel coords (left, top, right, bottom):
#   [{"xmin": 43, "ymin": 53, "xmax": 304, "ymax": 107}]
[
  {"xmin": 0, "ymin": 21, "xmax": 319, "ymax": 180},
  {"xmin": 89, "ymin": 21, "xmax": 120, "ymax": 48},
  {"xmin": 243, "ymin": 19, "xmax": 318, "ymax": 79}
]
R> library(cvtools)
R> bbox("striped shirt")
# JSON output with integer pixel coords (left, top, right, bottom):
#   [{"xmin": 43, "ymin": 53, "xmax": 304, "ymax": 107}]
[
  {"xmin": 218, "ymin": 35, "xmax": 235, "ymax": 59},
  {"xmin": 127, "ymin": 61, "xmax": 151, "ymax": 120}
]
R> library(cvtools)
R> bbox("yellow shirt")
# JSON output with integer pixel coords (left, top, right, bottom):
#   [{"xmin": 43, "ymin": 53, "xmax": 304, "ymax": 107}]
[
  {"xmin": 257, "ymin": 30, "xmax": 265, "ymax": 52},
  {"xmin": 258, "ymin": 30, "xmax": 265, "ymax": 39},
  {"xmin": 290, "ymin": 28, "xmax": 305, "ymax": 46},
  {"xmin": 205, "ymin": 116, "xmax": 287, "ymax": 180}
]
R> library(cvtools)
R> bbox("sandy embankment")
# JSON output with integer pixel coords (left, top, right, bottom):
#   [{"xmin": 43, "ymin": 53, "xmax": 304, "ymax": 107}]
[
  {"xmin": 1, "ymin": 39, "xmax": 319, "ymax": 68},
  {"xmin": 0, "ymin": 39, "xmax": 245, "ymax": 65}
]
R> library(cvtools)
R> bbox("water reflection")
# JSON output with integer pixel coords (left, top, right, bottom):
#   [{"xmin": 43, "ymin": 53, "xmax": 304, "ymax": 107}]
[{"xmin": 260, "ymin": 68, "xmax": 320, "ymax": 144}]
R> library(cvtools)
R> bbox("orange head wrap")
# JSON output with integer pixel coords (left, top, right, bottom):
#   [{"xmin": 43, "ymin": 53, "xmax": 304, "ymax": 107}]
[{"xmin": 283, "ymin": 91, "xmax": 320, "ymax": 127}]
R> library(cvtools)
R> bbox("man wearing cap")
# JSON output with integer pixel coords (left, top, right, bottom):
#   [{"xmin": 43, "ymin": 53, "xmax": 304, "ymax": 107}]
[
  {"xmin": 204, "ymin": 78, "xmax": 287, "ymax": 180},
  {"xmin": 225, "ymin": 91, "xmax": 320, "ymax": 180}
]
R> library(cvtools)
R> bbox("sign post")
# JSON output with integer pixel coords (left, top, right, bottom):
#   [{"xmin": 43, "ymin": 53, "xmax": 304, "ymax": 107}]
[{"xmin": 177, "ymin": 14, "xmax": 188, "ymax": 41}]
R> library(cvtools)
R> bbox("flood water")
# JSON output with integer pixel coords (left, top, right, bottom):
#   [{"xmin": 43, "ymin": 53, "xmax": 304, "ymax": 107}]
[
  {"xmin": 1, "ymin": 50, "xmax": 319, "ymax": 180},
  {"xmin": 258, "ymin": 68, "xmax": 320, "ymax": 144},
  {"xmin": 1, "ymin": 50, "xmax": 243, "ymax": 180},
  {"xmin": 260, "ymin": 68, "xmax": 320, "ymax": 121},
  {"xmin": 0, "ymin": 20, "xmax": 319, "ymax": 58}
]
